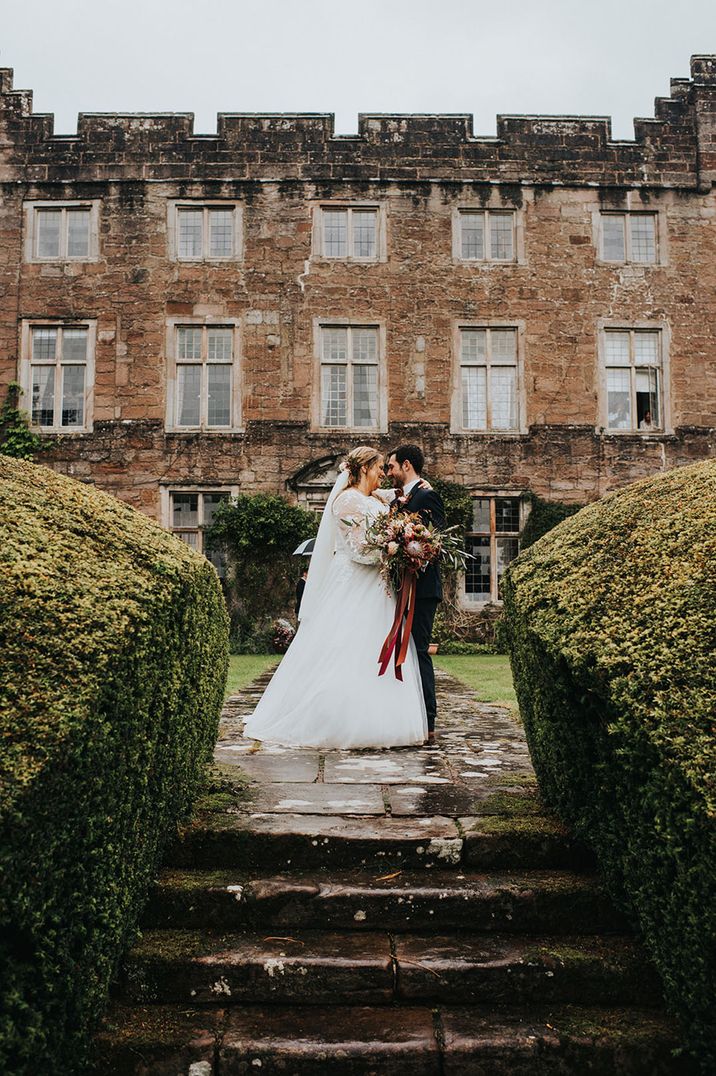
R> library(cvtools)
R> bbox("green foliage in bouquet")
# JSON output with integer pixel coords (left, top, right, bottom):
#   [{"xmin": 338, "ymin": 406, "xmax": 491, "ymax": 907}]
[
  {"xmin": 206, "ymin": 493, "xmax": 317, "ymax": 644},
  {"xmin": 0, "ymin": 458, "xmax": 229, "ymax": 1075},
  {"xmin": 502, "ymin": 460, "xmax": 716, "ymax": 1070}
]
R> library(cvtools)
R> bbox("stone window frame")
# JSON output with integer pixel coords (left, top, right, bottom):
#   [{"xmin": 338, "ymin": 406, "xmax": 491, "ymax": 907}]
[
  {"xmin": 159, "ymin": 484, "xmax": 238, "ymax": 578},
  {"xmin": 450, "ymin": 319, "xmax": 527, "ymax": 435},
  {"xmin": 311, "ymin": 202, "xmax": 388, "ymax": 263},
  {"xmin": 596, "ymin": 318, "xmax": 672, "ymax": 436},
  {"xmin": 311, "ymin": 317, "xmax": 388, "ymax": 434},
  {"xmin": 164, "ymin": 316, "xmax": 243, "ymax": 433},
  {"xmin": 19, "ymin": 318, "xmax": 97, "ymax": 434},
  {"xmin": 459, "ymin": 491, "xmax": 530, "ymax": 608},
  {"xmin": 591, "ymin": 201, "xmax": 668, "ymax": 267},
  {"xmin": 166, "ymin": 200, "xmax": 244, "ymax": 263},
  {"xmin": 23, "ymin": 200, "xmax": 101, "ymax": 263},
  {"xmin": 452, "ymin": 204, "xmax": 526, "ymax": 265}
]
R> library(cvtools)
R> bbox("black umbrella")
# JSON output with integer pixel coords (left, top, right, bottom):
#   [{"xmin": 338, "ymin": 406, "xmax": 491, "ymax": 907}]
[{"xmin": 293, "ymin": 538, "xmax": 315, "ymax": 556}]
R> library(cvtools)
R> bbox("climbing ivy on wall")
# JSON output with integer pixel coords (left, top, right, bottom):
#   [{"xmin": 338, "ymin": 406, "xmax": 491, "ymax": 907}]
[
  {"xmin": 0, "ymin": 383, "xmax": 43, "ymax": 461},
  {"xmin": 430, "ymin": 477, "xmax": 474, "ymax": 545},
  {"xmin": 206, "ymin": 492, "xmax": 317, "ymax": 648},
  {"xmin": 520, "ymin": 492, "xmax": 584, "ymax": 549}
]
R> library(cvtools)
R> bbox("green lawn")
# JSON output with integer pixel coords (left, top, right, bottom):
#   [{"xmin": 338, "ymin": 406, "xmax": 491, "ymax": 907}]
[
  {"xmin": 224, "ymin": 652, "xmax": 518, "ymax": 714},
  {"xmin": 225, "ymin": 654, "xmax": 279, "ymax": 698},
  {"xmin": 223, "ymin": 649, "xmax": 514, "ymax": 710},
  {"xmin": 433, "ymin": 654, "xmax": 518, "ymax": 712}
]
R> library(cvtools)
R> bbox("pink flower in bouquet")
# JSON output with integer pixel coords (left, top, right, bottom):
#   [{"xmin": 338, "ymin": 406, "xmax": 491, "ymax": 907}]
[
  {"xmin": 406, "ymin": 539, "xmax": 423, "ymax": 558},
  {"xmin": 387, "ymin": 540, "xmax": 399, "ymax": 555},
  {"xmin": 404, "ymin": 523, "xmax": 415, "ymax": 538}
]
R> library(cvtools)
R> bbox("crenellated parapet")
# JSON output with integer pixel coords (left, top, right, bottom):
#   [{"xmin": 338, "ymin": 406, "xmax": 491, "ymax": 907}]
[{"xmin": 1, "ymin": 57, "xmax": 716, "ymax": 188}]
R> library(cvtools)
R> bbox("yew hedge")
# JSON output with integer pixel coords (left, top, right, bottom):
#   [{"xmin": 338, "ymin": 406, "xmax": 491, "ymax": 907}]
[
  {"xmin": 0, "ymin": 459, "xmax": 229, "ymax": 1074},
  {"xmin": 502, "ymin": 460, "xmax": 716, "ymax": 1070}
]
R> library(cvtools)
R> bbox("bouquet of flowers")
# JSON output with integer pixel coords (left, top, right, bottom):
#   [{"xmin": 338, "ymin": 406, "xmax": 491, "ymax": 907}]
[
  {"xmin": 363, "ymin": 511, "xmax": 471, "ymax": 595},
  {"xmin": 360, "ymin": 511, "xmax": 472, "ymax": 679}
]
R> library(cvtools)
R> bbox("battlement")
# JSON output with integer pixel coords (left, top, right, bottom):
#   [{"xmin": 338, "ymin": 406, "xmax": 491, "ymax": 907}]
[{"xmin": 1, "ymin": 57, "xmax": 715, "ymax": 189}]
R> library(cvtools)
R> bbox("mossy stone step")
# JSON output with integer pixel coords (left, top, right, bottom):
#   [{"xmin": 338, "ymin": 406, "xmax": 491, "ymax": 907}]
[
  {"xmin": 93, "ymin": 1003, "xmax": 695, "ymax": 1075},
  {"xmin": 143, "ymin": 867, "xmax": 629, "ymax": 934},
  {"xmin": 91, "ymin": 1005, "xmax": 221, "ymax": 1075},
  {"xmin": 170, "ymin": 811, "xmax": 593, "ymax": 871},
  {"xmin": 119, "ymin": 929, "xmax": 661, "ymax": 1009}
]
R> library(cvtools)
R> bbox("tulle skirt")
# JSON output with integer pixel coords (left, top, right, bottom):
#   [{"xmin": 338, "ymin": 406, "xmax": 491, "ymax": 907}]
[{"xmin": 243, "ymin": 553, "xmax": 427, "ymax": 749}]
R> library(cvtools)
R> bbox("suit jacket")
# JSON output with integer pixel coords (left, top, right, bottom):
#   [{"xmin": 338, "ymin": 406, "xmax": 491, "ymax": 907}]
[{"xmin": 394, "ymin": 482, "xmax": 446, "ymax": 601}]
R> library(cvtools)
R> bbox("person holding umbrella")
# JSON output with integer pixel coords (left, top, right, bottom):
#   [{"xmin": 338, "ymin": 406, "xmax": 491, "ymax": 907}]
[{"xmin": 292, "ymin": 537, "xmax": 314, "ymax": 616}]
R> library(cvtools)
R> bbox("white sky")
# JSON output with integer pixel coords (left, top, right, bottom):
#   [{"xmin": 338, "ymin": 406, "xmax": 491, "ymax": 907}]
[{"xmin": 2, "ymin": 0, "xmax": 716, "ymax": 140}]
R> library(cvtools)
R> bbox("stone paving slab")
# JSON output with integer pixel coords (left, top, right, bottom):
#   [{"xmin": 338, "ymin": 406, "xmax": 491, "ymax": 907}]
[
  {"xmin": 242, "ymin": 813, "xmax": 461, "ymax": 839},
  {"xmin": 123, "ymin": 929, "xmax": 395, "ymax": 1006},
  {"xmin": 394, "ymin": 933, "xmax": 661, "ymax": 1006},
  {"xmin": 214, "ymin": 749, "xmax": 320, "ymax": 782},
  {"xmin": 220, "ymin": 1005, "xmax": 440, "ymax": 1075},
  {"xmin": 438, "ymin": 1006, "xmax": 692, "ymax": 1076},
  {"xmin": 254, "ymin": 783, "xmax": 387, "ymax": 815},
  {"xmin": 323, "ymin": 752, "xmax": 452, "ymax": 785},
  {"xmin": 386, "ymin": 783, "xmax": 485, "ymax": 817},
  {"xmin": 92, "ymin": 1005, "xmax": 223, "ymax": 1075}
]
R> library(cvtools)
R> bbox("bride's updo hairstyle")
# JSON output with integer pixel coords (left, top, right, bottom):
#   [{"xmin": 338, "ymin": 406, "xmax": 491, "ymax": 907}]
[{"xmin": 344, "ymin": 446, "xmax": 382, "ymax": 487}]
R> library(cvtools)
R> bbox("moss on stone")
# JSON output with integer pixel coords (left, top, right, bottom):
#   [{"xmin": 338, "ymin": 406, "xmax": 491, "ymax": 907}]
[
  {"xmin": 478, "ymin": 788, "xmax": 545, "ymax": 817},
  {"xmin": 469, "ymin": 815, "xmax": 568, "ymax": 837},
  {"xmin": 485, "ymin": 773, "xmax": 539, "ymax": 790},
  {"xmin": 503, "ymin": 459, "xmax": 716, "ymax": 1070}
]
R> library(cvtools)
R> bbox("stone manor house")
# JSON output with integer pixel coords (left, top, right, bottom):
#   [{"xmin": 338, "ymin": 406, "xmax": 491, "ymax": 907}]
[{"xmin": 1, "ymin": 58, "xmax": 715, "ymax": 609}]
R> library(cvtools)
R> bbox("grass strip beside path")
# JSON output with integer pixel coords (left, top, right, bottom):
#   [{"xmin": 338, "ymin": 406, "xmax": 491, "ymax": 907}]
[
  {"xmin": 225, "ymin": 654, "xmax": 279, "ymax": 698},
  {"xmin": 225, "ymin": 653, "xmax": 518, "ymax": 715},
  {"xmin": 433, "ymin": 654, "xmax": 518, "ymax": 713}
]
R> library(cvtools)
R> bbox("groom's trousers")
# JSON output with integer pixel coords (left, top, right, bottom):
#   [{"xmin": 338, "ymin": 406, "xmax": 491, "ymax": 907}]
[{"xmin": 411, "ymin": 597, "xmax": 439, "ymax": 732}]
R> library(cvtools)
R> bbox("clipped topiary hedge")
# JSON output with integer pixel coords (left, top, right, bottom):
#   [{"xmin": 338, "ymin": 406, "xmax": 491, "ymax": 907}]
[
  {"xmin": 502, "ymin": 460, "xmax": 716, "ymax": 1070},
  {"xmin": 0, "ymin": 459, "xmax": 229, "ymax": 1075}
]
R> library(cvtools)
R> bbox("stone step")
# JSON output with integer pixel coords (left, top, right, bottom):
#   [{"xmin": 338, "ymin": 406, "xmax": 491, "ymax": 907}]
[
  {"xmin": 170, "ymin": 812, "xmax": 594, "ymax": 872},
  {"xmin": 118, "ymin": 929, "xmax": 662, "ymax": 1009},
  {"xmin": 143, "ymin": 867, "xmax": 630, "ymax": 935},
  {"xmin": 93, "ymin": 1002, "xmax": 694, "ymax": 1075}
]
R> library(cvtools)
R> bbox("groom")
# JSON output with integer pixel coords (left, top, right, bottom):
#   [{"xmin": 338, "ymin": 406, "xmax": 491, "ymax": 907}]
[{"xmin": 387, "ymin": 444, "xmax": 446, "ymax": 745}]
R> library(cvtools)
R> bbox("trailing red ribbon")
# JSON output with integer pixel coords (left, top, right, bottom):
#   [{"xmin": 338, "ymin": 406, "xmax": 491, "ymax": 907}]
[{"xmin": 378, "ymin": 570, "xmax": 418, "ymax": 681}]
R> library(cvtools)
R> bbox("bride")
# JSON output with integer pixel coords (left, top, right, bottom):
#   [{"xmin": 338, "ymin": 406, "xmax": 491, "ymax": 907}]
[{"xmin": 242, "ymin": 446, "xmax": 428, "ymax": 749}]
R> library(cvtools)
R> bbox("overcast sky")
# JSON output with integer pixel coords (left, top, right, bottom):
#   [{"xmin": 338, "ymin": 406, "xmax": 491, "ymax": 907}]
[{"xmin": 2, "ymin": 0, "xmax": 716, "ymax": 140}]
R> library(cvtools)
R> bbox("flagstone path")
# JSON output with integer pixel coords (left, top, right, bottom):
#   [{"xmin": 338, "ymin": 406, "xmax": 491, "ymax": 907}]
[{"xmin": 93, "ymin": 666, "xmax": 693, "ymax": 1074}]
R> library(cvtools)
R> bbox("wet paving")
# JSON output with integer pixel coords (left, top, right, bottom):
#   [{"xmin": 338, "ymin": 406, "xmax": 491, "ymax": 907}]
[{"xmin": 215, "ymin": 665, "xmax": 535, "ymax": 822}]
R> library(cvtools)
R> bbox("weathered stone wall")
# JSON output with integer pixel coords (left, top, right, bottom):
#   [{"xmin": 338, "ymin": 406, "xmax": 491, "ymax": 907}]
[{"xmin": 0, "ymin": 58, "xmax": 715, "ymax": 522}]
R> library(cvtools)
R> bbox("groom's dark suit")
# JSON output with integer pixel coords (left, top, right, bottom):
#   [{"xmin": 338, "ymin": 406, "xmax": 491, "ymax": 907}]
[{"xmin": 393, "ymin": 481, "xmax": 446, "ymax": 733}]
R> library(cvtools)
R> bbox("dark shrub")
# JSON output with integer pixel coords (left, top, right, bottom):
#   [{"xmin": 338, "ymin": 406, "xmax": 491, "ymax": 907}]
[
  {"xmin": 519, "ymin": 491, "xmax": 583, "ymax": 549},
  {"xmin": 502, "ymin": 460, "xmax": 715, "ymax": 1070},
  {"xmin": 0, "ymin": 459, "xmax": 229, "ymax": 1074},
  {"xmin": 206, "ymin": 492, "xmax": 316, "ymax": 646}
]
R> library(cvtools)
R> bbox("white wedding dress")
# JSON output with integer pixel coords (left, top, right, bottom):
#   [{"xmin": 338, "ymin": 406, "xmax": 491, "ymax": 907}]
[{"xmin": 243, "ymin": 475, "xmax": 427, "ymax": 749}]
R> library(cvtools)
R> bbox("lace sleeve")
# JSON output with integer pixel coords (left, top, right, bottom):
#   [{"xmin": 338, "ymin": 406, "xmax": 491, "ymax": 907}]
[
  {"xmin": 371, "ymin": 487, "xmax": 396, "ymax": 505},
  {"xmin": 332, "ymin": 491, "xmax": 382, "ymax": 565}
]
